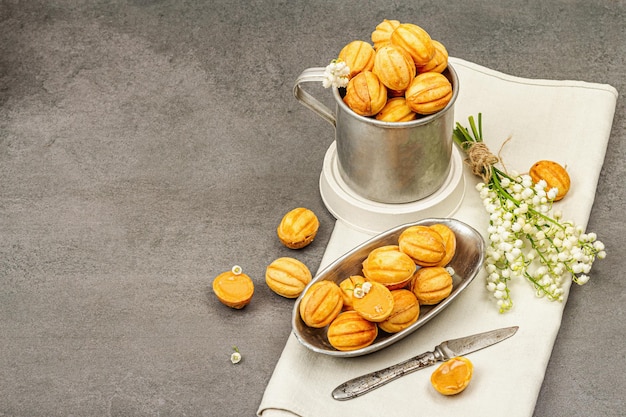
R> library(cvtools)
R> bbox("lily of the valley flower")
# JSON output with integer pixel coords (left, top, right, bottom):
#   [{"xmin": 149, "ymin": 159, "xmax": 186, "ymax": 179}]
[
  {"xmin": 230, "ymin": 346, "xmax": 242, "ymax": 364},
  {"xmin": 454, "ymin": 114, "xmax": 606, "ymax": 313},
  {"xmin": 322, "ymin": 59, "xmax": 350, "ymax": 89},
  {"xmin": 353, "ymin": 281, "xmax": 372, "ymax": 299}
]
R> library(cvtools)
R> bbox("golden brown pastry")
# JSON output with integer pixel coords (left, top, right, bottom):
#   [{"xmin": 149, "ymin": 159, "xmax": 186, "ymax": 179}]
[
  {"xmin": 265, "ymin": 257, "xmax": 312, "ymax": 298},
  {"xmin": 212, "ymin": 268, "xmax": 254, "ymax": 309},
  {"xmin": 417, "ymin": 40, "xmax": 449, "ymax": 74},
  {"xmin": 379, "ymin": 289, "xmax": 420, "ymax": 333},
  {"xmin": 372, "ymin": 43, "xmax": 416, "ymax": 92},
  {"xmin": 390, "ymin": 23, "xmax": 435, "ymax": 66},
  {"xmin": 338, "ymin": 40, "xmax": 376, "ymax": 79},
  {"xmin": 371, "ymin": 19, "xmax": 400, "ymax": 50},
  {"xmin": 277, "ymin": 207, "xmax": 319, "ymax": 249},
  {"xmin": 362, "ymin": 245, "xmax": 416, "ymax": 290},
  {"xmin": 375, "ymin": 97, "xmax": 417, "ymax": 122},
  {"xmin": 327, "ymin": 311, "xmax": 378, "ymax": 351},
  {"xmin": 398, "ymin": 225, "xmax": 446, "ymax": 267},
  {"xmin": 431, "ymin": 356, "xmax": 473, "ymax": 395},
  {"xmin": 343, "ymin": 71, "xmax": 388, "ymax": 117},
  {"xmin": 299, "ymin": 280, "xmax": 343, "ymax": 328},
  {"xmin": 405, "ymin": 72, "xmax": 453, "ymax": 115},
  {"xmin": 410, "ymin": 266, "xmax": 453, "ymax": 305},
  {"xmin": 353, "ymin": 281, "xmax": 395, "ymax": 322},
  {"xmin": 338, "ymin": 275, "xmax": 367, "ymax": 311},
  {"xmin": 429, "ymin": 223, "xmax": 457, "ymax": 267},
  {"xmin": 529, "ymin": 160, "xmax": 571, "ymax": 201}
]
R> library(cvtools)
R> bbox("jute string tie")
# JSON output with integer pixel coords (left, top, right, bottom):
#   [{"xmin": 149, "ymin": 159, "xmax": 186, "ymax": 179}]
[{"xmin": 465, "ymin": 142, "xmax": 500, "ymax": 183}]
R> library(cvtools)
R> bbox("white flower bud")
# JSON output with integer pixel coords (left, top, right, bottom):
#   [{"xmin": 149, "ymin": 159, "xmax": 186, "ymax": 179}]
[
  {"xmin": 353, "ymin": 287, "xmax": 365, "ymax": 298},
  {"xmin": 499, "ymin": 242, "xmax": 512, "ymax": 253},
  {"xmin": 519, "ymin": 203, "xmax": 529, "ymax": 214},
  {"xmin": 571, "ymin": 263, "xmax": 583, "ymax": 274},
  {"xmin": 562, "ymin": 239, "xmax": 573, "ymax": 250},
  {"xmin": 547, "ymin": 188, "xmax": 558, "ymax": 200},
  {"xmin": 522, "ymin": 188, "xmax": 534, "ymax": 199},
  {"xmin": 575, "ymin": 274, "xmax": 590, "ymax": 285}
]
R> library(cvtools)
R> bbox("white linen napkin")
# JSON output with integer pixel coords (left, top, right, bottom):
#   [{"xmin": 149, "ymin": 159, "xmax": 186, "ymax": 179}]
[{"xmin": 258, "ymin": 57, "xmax": 618, "ymax": 417}]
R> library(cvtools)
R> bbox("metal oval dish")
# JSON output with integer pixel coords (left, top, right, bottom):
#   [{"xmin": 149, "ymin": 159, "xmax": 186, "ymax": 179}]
[{"xmin": 292, "ymin": 218, "xmax": 485, "ymax": 357}]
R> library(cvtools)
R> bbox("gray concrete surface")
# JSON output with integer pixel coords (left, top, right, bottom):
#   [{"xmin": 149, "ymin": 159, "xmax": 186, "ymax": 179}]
[{"xmin": 1, "ymin": 1, "xmax": 624, "ymax": 416}]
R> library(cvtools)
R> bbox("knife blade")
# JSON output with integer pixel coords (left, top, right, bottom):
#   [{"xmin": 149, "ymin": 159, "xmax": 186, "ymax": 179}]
[{"xmin": 332, "ymin": 326, "xmax": 518, "ymax": 401}]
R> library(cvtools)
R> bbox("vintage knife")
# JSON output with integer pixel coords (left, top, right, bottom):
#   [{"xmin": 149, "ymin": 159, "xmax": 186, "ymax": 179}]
[{"xmin": 332, "ymin": 326, "xmax": 518, "ymax": 401}]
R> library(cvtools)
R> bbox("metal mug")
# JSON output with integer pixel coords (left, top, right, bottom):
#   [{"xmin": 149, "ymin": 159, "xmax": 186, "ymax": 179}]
[{"xmin": 294, "ymin": 64, "xmax": 459, "ymax": 204}]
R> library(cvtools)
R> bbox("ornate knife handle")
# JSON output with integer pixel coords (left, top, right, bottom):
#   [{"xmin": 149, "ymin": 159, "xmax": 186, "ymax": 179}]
[{"xmin": 331, "ymin": 347, "xmax": 445, "ymax": 401}]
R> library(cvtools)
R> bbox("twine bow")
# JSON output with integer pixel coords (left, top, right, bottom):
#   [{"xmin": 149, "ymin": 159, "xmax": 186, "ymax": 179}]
[{"xmin": 464, "ymin": 142, "xmax": 500, "ymax": 183}]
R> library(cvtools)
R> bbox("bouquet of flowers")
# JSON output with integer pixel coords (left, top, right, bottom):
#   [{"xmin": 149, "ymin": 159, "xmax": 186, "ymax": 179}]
[{"xmin": 453, "ymin": 114, "xmax": 606, "ymax": 313}]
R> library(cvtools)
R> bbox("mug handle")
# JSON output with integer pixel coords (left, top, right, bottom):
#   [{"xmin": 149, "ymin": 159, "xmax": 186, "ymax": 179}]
[{"xmin": 293, "ymin": 67, "xmax": 337, "ymax": 127}]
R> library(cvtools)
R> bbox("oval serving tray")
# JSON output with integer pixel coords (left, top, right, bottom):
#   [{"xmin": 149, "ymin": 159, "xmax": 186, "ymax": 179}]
[{"xmin": 292, "ymin": 218, "xmax": 485, "ymax": 357}]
